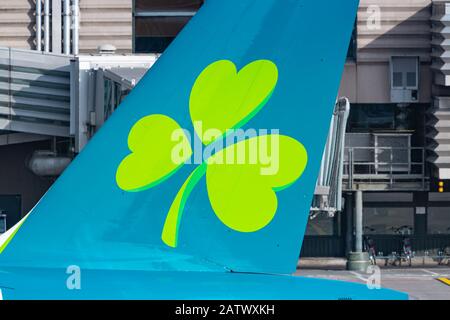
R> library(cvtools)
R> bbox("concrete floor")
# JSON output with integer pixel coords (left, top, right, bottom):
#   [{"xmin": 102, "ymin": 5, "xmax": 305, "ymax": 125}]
[{"xmin": 295, "ymin": 266, "xmax": 450, "ymax": 300}]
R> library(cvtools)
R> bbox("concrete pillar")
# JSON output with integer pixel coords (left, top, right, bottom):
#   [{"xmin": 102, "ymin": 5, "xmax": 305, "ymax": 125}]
[
  {"xmin": 355, "ymin": 190, "xmax": 363, "ymax": 252},
  {"xmin": 345, "ymin": 193, "xmax": 353, "ymax": 255},
  {"xmin": 347, "ymin": 189, "xmax": 370, "ymax": 271}
]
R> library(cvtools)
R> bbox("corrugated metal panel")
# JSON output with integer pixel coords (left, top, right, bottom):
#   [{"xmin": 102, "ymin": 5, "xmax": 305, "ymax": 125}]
[
  {"xmin": 427, "ymin": 96, "xmax": 450, "ymax": 179},
  {"xmin": 431, "ymin": 1, "xmax": 450, "ymax": 86},
  {"xmin": 0, "ymin": 1, "xmax": 132, "ymax": 54},
  {"xmin": 79, "ymin": 0, "xmax": 132, "ymax": 53},
  {"xmin": 0, "ymin": 47, "xmax": 71, "ymax": 137},
  {"xmin": 0, "ymin": 0, "xmax": 35, "ymax": 50},
  {"xmin": 358, "ymin": 0, "xmax": 432, "ymax": 62},
  {"xmin": 300, "ymin": 236, "xmax": 345, "ymax": 257}
]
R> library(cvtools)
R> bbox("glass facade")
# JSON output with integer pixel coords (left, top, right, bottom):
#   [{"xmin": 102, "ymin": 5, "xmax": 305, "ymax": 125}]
[
  {"xmin": 134, "ymin": 1, "xmax": 358, "ymax": 56},
  {"xmin": 428, "ymin": 207, "xmax": 450, "ymax": 235},
  {"xmin": 347, "ymin": 104, "xmax": 418, "ymax": 132},
  {"xmin": 134, "ymin": 0, "xmax": 204, "ymax": 53},
  {"xmin": 103, "ymin": 79, "xmax": 129, "ymax": 121},
  {"xmin": 363, "ymin": 207, "xmax": 414, "ymax": 235}
]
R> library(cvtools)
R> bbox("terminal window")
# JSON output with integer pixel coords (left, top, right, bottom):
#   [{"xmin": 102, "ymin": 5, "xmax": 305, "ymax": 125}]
[
  {"xmin": 134, "ymin": 0, "xmax": 204, "ymax": 53},
  {"xmin": 428, "ymin": 207, "xmax": 450, "ymax": 235},
  {"xmin": 363, "ymin": 207, "xmax": 414, "ymax": 235},
  {"xmin": 347, "ymin": 104, "xmax": 417, "ymax": 132}
]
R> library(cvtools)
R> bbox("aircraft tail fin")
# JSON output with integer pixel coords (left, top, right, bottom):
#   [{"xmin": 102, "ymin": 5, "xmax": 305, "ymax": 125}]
[{"xmin": 0, "ymin": 0, "xmax": 359, "ymax": 275}]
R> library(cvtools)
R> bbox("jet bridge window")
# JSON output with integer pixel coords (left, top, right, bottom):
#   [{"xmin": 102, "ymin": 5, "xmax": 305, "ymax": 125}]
[
  {"xmin": 104, "ymin": 79, "xmax": 128, "ymax": 121},
  {"xmin": 134, "ymin": 0, "xmax": 204, "ymax": 53}
]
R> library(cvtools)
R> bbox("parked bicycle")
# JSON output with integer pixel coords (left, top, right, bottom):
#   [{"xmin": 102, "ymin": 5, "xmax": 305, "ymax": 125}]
[
  {"xmin": 392, "ymin": 226, "xmax": 414, "ymax": 267},
  {"xmin": 437, "ymin": 228, "xmax": 450, "ymax": 266},
  {"xmin": 363, "ymin": 226, "xmax": 377, "ymax": 265}
]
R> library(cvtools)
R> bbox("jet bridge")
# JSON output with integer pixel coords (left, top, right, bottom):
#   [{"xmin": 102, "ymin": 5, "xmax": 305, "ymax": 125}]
[
  {"xmin": 0, "ymin": 47, "xmax": 156, "ymax": 151},
  {"xmin": 0, "ymin": 47, "xmax": 71, "ymax": 138},
  {"xmin": 310, "ymin": 97, "xmax": 350, "ymax": 217}
]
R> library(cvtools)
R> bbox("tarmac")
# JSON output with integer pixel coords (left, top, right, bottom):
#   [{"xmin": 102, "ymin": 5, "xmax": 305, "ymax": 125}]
[{"xmin": 296, "ymin": 258, "xmax": 450, "ymax": 300}]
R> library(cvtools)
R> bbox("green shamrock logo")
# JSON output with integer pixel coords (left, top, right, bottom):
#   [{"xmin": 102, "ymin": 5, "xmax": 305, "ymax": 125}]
[{"xmin": 116, "ymin": 60, "xmax": 308, "ymax": 247}]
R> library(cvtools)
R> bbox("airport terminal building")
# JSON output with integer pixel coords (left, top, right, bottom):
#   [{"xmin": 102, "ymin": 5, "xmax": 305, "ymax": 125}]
[{"xmin": 0, "ymin": 0, "xmax": 450, "ymax": 258}]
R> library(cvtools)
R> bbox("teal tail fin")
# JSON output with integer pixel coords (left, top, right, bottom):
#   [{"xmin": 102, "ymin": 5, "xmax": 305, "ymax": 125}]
[{"xmin": 0, "ymin": 0, "xmax": 359, "ymax": 274}]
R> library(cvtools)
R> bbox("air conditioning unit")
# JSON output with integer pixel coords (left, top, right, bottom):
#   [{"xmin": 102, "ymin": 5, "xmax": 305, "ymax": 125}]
[{"xmin": 390, "ymin": 56, "xmax": 419, "ymax": 103}]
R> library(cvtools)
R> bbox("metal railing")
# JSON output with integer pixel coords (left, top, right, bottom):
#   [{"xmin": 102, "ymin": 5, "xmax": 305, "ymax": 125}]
[{"xmin": 343, "ymin": 146, "xmax": 427, "ymax": 191}]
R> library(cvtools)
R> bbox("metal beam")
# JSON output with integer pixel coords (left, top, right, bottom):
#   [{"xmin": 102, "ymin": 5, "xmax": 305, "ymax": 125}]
[{"xmin": 0, "ymin": 132, "xmax": 51, "ymax": 146}]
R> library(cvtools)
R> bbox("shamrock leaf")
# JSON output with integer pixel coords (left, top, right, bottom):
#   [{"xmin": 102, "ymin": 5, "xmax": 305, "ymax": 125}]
[
  {"xmin": 116, "ymin": 59, "xmax": 308, "ymax": 249},
  {"xmin": 116, "ymin": 114, "xmax": 192, "ymax": 192},
  {"xmin": 205, "ymin": 135, "xmax": 308, "ymax": 232},
  {"xmin": 190, "ymin": 60, "xmax": 278, "ymax": 144}
]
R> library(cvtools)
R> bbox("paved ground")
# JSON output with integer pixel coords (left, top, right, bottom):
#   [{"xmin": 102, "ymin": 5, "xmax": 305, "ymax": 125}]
[{"xmin": 295, "ymin": 266, "xmax": 450, "ymax": 300}]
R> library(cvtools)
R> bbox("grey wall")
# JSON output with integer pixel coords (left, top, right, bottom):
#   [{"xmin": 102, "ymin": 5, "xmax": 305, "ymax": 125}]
[
  {"xmin": 339, "ymin": 0, "xmax": 433, "ymax": 104},
  {"xmin": 339, "ymin": 62, "xmax": 433, "ymax": 104},
  {"xmin": 78, "ymin": 0, "xmax": 132, "ymax": 53}
]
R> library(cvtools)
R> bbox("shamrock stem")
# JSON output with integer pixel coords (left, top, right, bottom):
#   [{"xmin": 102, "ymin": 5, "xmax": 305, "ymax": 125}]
[{"xmin": 161, "ymin": 163, "xmax": 207, "ymax": 247}]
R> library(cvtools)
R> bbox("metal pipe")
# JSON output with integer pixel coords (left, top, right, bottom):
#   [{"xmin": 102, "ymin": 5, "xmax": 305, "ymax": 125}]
[
  {"xmin": 36, "ymin": 0, "xmax": 42, "ymax": 51},
  {"xmin": 63, "ymin": 0, "xmax": 71, "ymax": 54},
  {"xmin": 73, "ymin": 0, "xmax": 79, "ymax": 55},
  {"xmin": 354, "ymin": 190, "xmax": 363, "ymax": 253},
  {"xmin": 51, "ymin": 0, "xmax": 62, "ymax": 54},
  {"xmin": 44, "ymin": 0, "xmax": 50, "ymax": 52}
]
